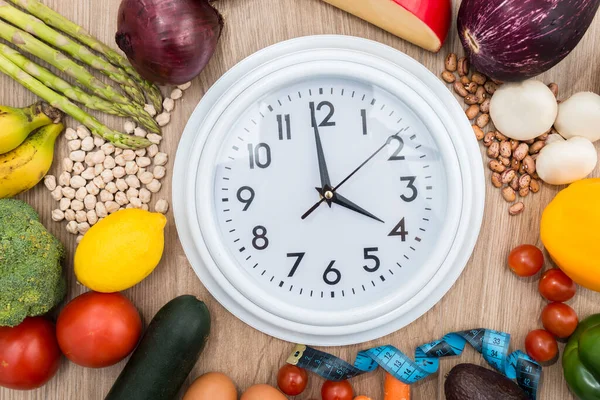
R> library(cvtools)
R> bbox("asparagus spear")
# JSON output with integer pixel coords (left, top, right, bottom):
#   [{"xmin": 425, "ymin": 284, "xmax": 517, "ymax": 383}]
[
  {"xmin": 0, "ymin": 52, "xmax": 151, "ymax": 149},
  {"xmin": 0, "ymin": 19, "xmax": 133, "ymax": 106},
  {"xmin": 5, "ymin": 0, "xmax": 164, "ymax": 112},
  {"xmin": 120, "ymin": 83, "xmax": 146, "ymax": 106},
  {"xmin": 0, "ymin": 2, "xmax": 146, "ymax": 106},
  {"xmin": 0, "ymin": 43, "xmax": 160, "ymax": 133}
]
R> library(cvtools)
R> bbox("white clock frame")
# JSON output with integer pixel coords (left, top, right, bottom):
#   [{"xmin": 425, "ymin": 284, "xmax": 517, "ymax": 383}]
[{"xmin": 173, "ymin": 35, "xmax": 485, "ymax": 346}]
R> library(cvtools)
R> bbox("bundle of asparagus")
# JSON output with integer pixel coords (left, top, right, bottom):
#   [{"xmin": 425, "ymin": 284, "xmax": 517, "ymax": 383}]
[
  {"xmin": 0, "ymin": 0, "xmax": 163, "ymax": 149},
  {"xmin": 6, "ymin": 0, "xmax": 163, "ymax": 113}
]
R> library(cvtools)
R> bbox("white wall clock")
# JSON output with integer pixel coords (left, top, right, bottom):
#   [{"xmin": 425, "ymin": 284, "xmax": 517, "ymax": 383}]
[{"xmin": 173, "ymin": 35, "xmax": 485, "ymax": 346}]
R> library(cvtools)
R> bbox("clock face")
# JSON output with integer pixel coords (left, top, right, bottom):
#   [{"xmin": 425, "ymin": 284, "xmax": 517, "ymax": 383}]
[
  {"xmin": 174, "ymin": 35, "xmax": 484, "ymax": 345},
  {"xmin": 213, "ymin": 78, "xmax": 448, "ymax": 312}
]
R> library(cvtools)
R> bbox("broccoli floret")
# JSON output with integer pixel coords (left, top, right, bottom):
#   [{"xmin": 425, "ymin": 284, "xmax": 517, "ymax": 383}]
[{"xmin": 0, "ymin": 199, "xmax": 66, "ymax": 326}]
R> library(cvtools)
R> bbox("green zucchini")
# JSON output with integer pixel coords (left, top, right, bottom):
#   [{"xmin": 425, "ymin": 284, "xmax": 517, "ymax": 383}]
[{"xmin": 105, "ymin": 295, "xmax": 211, "ymax": 400}]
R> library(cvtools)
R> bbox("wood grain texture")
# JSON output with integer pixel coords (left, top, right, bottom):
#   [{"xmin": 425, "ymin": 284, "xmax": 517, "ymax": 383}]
[{"xmin": 1, "ymin": 0, "xmax": 599, "ymax": 399}]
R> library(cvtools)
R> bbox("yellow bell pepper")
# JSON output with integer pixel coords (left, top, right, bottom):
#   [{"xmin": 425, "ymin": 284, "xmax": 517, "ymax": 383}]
[{"xmin": 541, "ymin": 178, "xmax": 600, "ymax": 292}]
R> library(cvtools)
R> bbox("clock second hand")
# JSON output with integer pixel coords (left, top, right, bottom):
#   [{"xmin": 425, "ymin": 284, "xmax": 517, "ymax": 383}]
[{"xmin": 301, "ymin": 134, "xmax": 398, "ymax": 220}]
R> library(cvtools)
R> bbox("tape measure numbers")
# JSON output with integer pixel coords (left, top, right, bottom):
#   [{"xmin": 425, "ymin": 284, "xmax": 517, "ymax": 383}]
[{"xmin": 287, "ymin": 328, "xmax": 542, "ymax": 399}]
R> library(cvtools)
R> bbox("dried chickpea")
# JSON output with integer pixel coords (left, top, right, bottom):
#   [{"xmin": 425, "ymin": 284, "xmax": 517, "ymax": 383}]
[
  {"xmin": 59, "ymin": 198, "xmax": 71, "ymax": 211},
  {"xmin": 78, "ymin": 222, "xmax": 90, "ymax": 235},
  {"xmin": 75, "ymin": 187, "xmax": 87, "ymax": 201},
  {"xmin": 84, "ymin": 194, "xmax": 97, "ymax": 210},
  {"xmin": 63, "ymin": 158, "xmax": 74, "ymax": 173},
  {"xmin": 62, "ymin": 187, "xmax": 76, "ymax": 199},
  {"xmin": 75, "ymin": 210, "xmax": 87, "ymax": 223},
  {"xmin": 125, "ymin": 175, "xmax": 141, "ymax": 189},
  {"xmin": 64, "ymin": 209, "xmax": 76, "ymax": 222},
  {"xmin": 66, "ymin": 220, "xmax": 78, "ymax": 234},
  {"xmin": 70, "ymin": 176, "xmax": 86, "ymax": 189},
  {"xmin": 71, "ymin": 200, "xmax": 84, "ymax": 211},
  {"xmin": 147, "ymin": 133, "xmax": 162, "ymax": 144},
  {"xmin": 153, "ymin": 165, "xmax": 166, "ymax": 180},
  {"xmin": 73, "ymin": 162, "xmax": 85, "ymax": 175},
  {"xmin": 51, "ymin": 209, "xmax": 64, "ymax": 222},
  {"xmin": 95, "ymin": 202, "xmax": 108, "ymax": 218},
  {"xmin": 144, "ymin": 104, "xmax": 157, "ymax": 117},
  {"xmin": 155, "ymin": 199, "xmax": 169, "ymax": 214},
  {"xmin": 81, "ymin": 136, "xmax": 94, "ymax": 151},
  {"xmin": 58, "ymin": 171, "xmax": 71, "ymax": 187},
  {"xmin": 170, "ymin": 88, "xmax": 183, "ymax": 99},
  {"xmin": 50, "ymin": 186, "xmax": 63, "ymax": 201},
  {"xmin": 146, "ymin": 179, "xmax": 162, "ymax": 193},
  {"xmin": 65, "ymin": 128, "xmax": 78, "ymax": 140},
  {"xmin": 115, "ymin": 178, "xmax": 128, "ymax": 192},
  {"xmin": 76, "ymin": 126, "xmax": 91, "ymax": 139},
  {"xmin": 124, "ymin": 121, "xmax": 136, "ymax": 134},
  {"xmin": 139, "ymin": 188, "xmax": 151, "ymax": 203},
  {"xmin": 44, "ymin": 175, "xmax": 57, "ymax": 191},
  {"xmin": 87, "ymin": 210, "xmax": 98, "ymax": 225}
]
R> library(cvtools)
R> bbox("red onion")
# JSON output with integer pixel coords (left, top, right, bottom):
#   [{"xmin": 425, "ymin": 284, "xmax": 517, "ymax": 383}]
[{"xmin": 116, "ymin": 0, "xmax": 223, "ymax": 85}]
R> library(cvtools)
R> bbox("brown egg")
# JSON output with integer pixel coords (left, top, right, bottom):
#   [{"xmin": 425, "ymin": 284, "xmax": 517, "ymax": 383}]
[
  {"xmin": 241, "ymin": 384, "xmax": 288, "ymax": 400},
  {"xmin": 183, "ymin": 372, "xmax": 237, "ymax": 400}
]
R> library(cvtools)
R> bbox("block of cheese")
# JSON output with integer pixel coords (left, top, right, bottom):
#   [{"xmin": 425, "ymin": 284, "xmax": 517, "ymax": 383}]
[{"xmin": 322, "ymin": 0, "xmax": 451, "ymax": 52}]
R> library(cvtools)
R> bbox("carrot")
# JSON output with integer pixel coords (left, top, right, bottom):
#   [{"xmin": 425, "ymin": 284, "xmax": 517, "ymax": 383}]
[
  {"xmin": 384, "ymin": 372, "xmax": 411, "ymax": 400},
  {"xmin": 354, "ymin": 396, "xmax": 373, "ymax": 400}
]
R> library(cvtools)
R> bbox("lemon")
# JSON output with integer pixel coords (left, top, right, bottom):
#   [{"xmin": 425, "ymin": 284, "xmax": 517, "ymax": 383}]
[{"xmin": 75, "ymin": 209, "xmax": 167, "ymax": 292}]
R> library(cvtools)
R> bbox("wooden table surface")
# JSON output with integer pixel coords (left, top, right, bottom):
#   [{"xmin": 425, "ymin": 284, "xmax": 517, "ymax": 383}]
[{"xmin": 2, "ymin": 0, "xmax": 600, "ymax": 399}]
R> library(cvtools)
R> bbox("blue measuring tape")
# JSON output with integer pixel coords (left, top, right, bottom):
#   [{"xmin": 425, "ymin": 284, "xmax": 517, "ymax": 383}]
[{"xmin": 287, "ymin": 328, "xmax": 542, "ymax": 399}]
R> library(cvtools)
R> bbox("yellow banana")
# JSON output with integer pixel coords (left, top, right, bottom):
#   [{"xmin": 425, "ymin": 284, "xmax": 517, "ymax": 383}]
[
  {"xmin": 0, "ymin": 122, "xmax": 64, "ymax": 198},
  {"xmin": 0, "ymin": 101, "xmax": 62, "ymax": 154}
]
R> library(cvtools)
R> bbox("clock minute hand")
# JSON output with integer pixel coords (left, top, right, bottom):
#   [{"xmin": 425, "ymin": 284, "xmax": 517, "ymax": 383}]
[
  {"xmin": 300, "ymin": 105, "xmax": 332, "ymax": 220},
  {"xmin": 310, "ymin": 102, "xmax": 332, "ymax": 197}
]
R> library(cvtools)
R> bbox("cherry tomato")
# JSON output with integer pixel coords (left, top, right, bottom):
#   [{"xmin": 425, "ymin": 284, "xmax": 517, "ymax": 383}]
[
  {"xmin": 277, "ymin": 364, "xmax": 308, "ymax": 395},
  {"xmin": 57, "ymin": 292, "xmax": 142, "ymax": 368},
  {"xmin": 525, "ymin": 329, "xmax": 558, "ymax": 363},
  {"xmin": 541, "ymin": 302, "xmax": 579, "ymax": 338},
  {"xmin": 539, "ymin": 269, "xmax": 576, "ymax": 302},
  {"xmin": 0, "ymin": 317, "xmax": 61, "ymax": 390},
  {"xmin": 322, "ymin": 380, "xmax": 353, "ymax": 400},
  {"xmin": 508, "ymin": 245, "xmax": 544, "ymax": 277}
]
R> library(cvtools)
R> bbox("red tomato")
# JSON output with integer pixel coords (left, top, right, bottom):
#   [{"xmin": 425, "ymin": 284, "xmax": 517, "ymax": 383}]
[
  {"xmin": 322, "ymin": 380, "xmax": 353, "ymax": 400},
  {"xmin": 525, "ymin": 329, "xmax": 558, "ymax": 363},
  {"xmin": 0, "ymin": 317, "xmax": 61, "ymax": 390},
  {"xmin": 57, "ymin": 292, "xmax": 142, "ymax": 368},
  {"xmin": 508, "ymin": 245, "xmax": 544, "ymax": 277},
  {"xmin": 539, "ymin": 269, "xmax": 576, "ymax": 302},
  {"xmin": 277, "ymin": 364, "xmax": 308, "ymax": 395},
  {"xmin": 541, "ymin": 302, "xmax": 579, "ymax": 338}
]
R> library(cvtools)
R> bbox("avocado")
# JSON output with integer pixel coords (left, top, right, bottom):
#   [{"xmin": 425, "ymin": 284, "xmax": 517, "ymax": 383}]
[{"xmin": 444, "ymin": 363, "xmax": 528, "ymax": 400}]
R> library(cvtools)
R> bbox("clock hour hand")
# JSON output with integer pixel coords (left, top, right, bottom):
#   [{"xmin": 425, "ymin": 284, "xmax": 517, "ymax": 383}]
[
  {"xmin": 315, "ymin": 188, "xmax": 384, "ymax": 223},
  {"xmin": 310, "ymin": 102, "xmax": 333, "ymax": 206}
]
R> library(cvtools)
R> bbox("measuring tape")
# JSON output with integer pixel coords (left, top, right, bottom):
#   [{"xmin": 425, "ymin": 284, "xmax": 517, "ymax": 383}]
[{"xmin": 287, "ymin": 328, "xmax": 542, "ymax": 399}]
